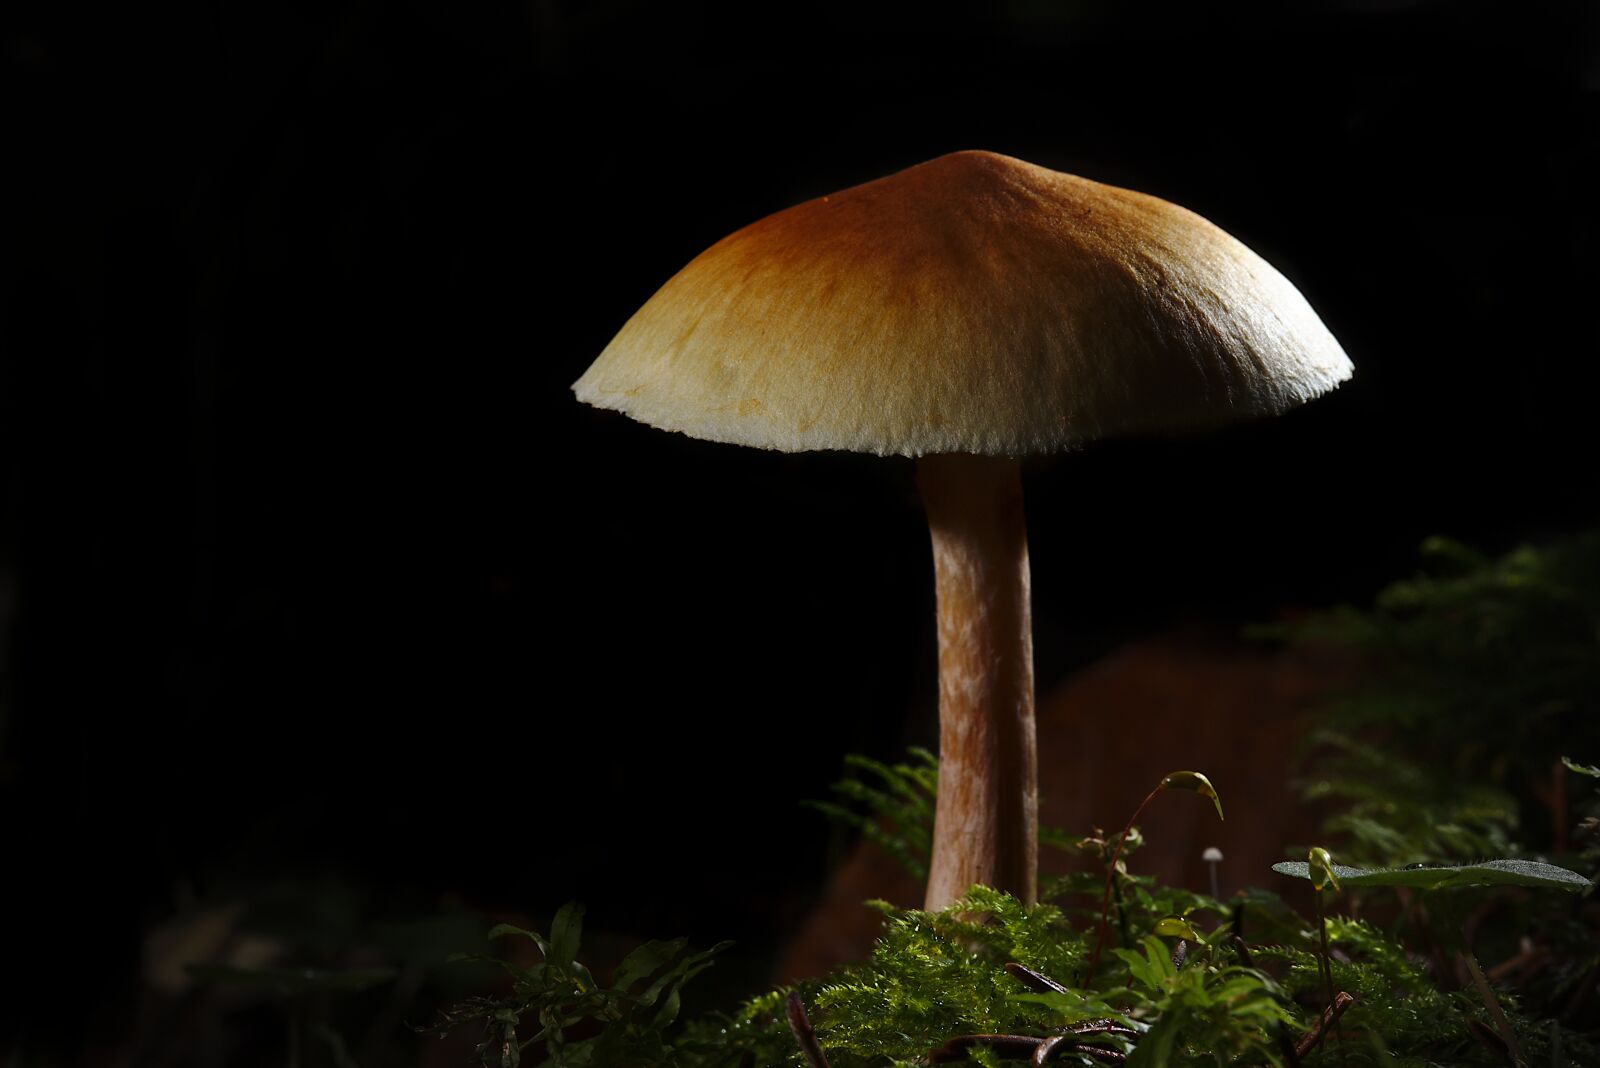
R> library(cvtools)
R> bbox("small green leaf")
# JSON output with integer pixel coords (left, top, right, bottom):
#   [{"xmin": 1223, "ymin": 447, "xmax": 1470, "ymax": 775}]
[
  {"xmin": 652, "ymin": 985, "xmax": 684, "ymax": 1028},
  {"xmin": 488, "ymin": 922, "xmax": 550, "ymax": 957},
  {"xmin": 640, "ymin": 941, "xmax": 732, "ymax": 1008},
  {"xmin": 1307, "ymin": 847, "xmax": 1341, "ymax": 892},
  {"xmin": 1116, "ymin": 934, "xmax": 1179, "ymax": 993},
  {"xmin": 1112, "ymin": 947, "xmax": 1159, "ymax": 992},
  {"xmin": 1152, "ymin": 917, "xmax": 1202, "ymax": 942},
  {"xmin": 1159, "ymin": 770, "xmax": 1224, "ymax": 822},
  {"xmin": 1125, "ymin": 1003, "xmax": 1188, "ymax": 1068},
  {"xmin": 1145, "ymin": 934, "xmax": 1177, "ymax": 979},
  {"xmin": 1272, "ymin": 857, "xmax": 1592, "ymax": 891},
  {"xmin": 1562, "ymin": 756, "xmax": 1600, "ymax": 778},
  {"xmin": 610, "ymin": 938, "xmax": 687, "ymax": 992},
  {"xmin": 1011, "ymin": 991, "xmax": 1140, "ymax": 1031},
  {"xmin": 548, "ymin": 902, "xmax": 585, "ymax": 969}
]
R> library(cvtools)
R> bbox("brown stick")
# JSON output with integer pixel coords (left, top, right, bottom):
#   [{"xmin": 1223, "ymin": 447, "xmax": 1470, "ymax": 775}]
[
  {"xmin": 1035, "ymin": 1036, "xmax": 1127, "ymax": 1065},
  {"xmin": 1005, "ymin": 962, "xmax": 1069, "ymax": 994},
  {"xmin": 785, "ymin": 992, "xmax": 831, "ymax": 1068},
  {"xmin": 1032, "ymin": 1036, "xmax": 1069, "ymax": 1065},
  {"xmin": 919, "ymin": 454, "xmax": 1037, "ymax": 911},
  {"xmin": 1295, "ymin": 992, "xmax": 1355, "ymax": 1060}
]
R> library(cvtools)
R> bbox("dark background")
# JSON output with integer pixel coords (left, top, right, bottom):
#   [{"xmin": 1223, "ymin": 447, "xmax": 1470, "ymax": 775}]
[{"xmin": 5, "ymin": 0, "xmax": 1599, "ymax": 1058}]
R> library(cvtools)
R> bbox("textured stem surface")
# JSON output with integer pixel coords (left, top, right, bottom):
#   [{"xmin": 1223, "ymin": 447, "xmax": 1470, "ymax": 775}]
[{"xmin": 918, "ymin": 453, "xmax": 1037, "ymax": 911}]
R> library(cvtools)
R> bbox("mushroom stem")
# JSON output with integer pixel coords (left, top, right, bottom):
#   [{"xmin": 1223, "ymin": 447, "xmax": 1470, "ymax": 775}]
[{"xmin": 918, "ymin": 453, "xmax": 1037, "ymax": 911}]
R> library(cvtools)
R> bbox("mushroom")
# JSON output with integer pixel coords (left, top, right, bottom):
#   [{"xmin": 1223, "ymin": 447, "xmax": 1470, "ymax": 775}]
[
  {"xmin": 1203, "ymin": 846, "xmax": 1225, "ymax": 899},
  {"xmin": 573, "ymin": 150, "xmax": 1350, "ymax": 910}
]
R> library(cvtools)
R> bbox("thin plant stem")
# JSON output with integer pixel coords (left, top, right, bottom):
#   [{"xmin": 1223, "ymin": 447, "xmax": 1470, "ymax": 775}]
[
  {"xmin": 1313, "ymin": 889, "xmax": 1347, "ymax": 1065},
  {"xmin": 1464, "ymin": 952, "xmax": 1525, "ymax": 1067},
  {"xmin": 1085, "ymin": 782, "xmax": 1163, "ymax": 985},
  {"xmin": 1113, "ymin": 875, "xmax": 1130, "ymax": 952}
]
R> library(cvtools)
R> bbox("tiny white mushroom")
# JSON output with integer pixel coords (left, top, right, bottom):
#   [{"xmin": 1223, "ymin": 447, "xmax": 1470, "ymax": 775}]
[{"xmin": 1203, "ymin": 846, "xmax": 1225, "ymax": 899}]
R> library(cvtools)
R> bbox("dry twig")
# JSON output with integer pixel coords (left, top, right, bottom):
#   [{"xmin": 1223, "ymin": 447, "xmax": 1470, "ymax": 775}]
[
  {"xmin": 1295, "ymin": 991, "xmax": 1355, "ymax": 1060},
  {"xmin": 785, "ymin": 992, "xmax": 831, "ymax": 1068}
]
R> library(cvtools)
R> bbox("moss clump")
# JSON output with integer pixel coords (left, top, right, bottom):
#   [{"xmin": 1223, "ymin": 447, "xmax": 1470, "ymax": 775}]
[{"xmin": 430, "ymin": 531, "xmax": 1600, "ymax": 1066}]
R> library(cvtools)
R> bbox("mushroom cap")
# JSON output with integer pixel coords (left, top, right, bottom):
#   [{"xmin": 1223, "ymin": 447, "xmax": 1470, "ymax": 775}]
[{"xmin": 574, "ymin": 150, "xmax": 1351, "ymax": 457}]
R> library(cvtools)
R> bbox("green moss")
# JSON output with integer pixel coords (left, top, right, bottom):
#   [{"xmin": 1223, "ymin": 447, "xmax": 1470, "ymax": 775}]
[
  {"xmin": 428, "ymin": 868, "xmax": 1599, "ymax": 1066},
  {"xmin": 427, "ymin": 530, "xmax": 1600, "ymax": 1066}
]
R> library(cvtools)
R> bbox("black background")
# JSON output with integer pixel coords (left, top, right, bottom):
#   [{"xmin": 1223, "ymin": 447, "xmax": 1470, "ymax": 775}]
[{"xmin": 5, "ymin": 0, "xmax": 1599, "ymax": 1055}]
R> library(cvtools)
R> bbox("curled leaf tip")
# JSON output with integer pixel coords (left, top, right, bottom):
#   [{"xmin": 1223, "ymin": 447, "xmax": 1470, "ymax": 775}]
[
  {"xmin": 1153, "ymin": 916, "xmax": 1202, "ymax": 941},
  {"xmin": 1308, "ymin": 847, "xmax": 1341, "ymax": 892},
  {"xmin": 1160, "ymin": 770, "xmax": 1225, "ymax": 822}
]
